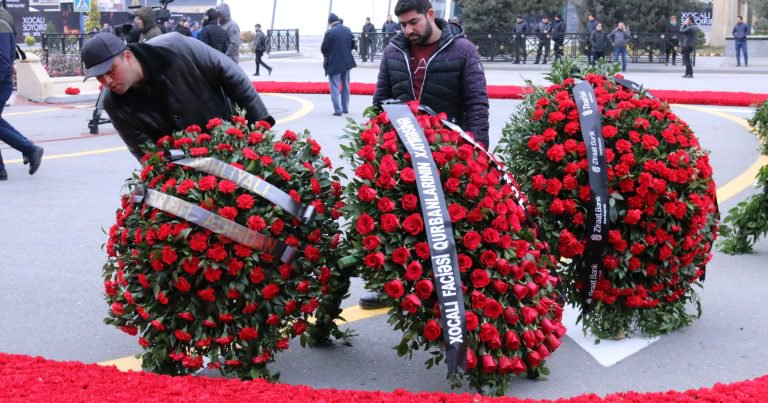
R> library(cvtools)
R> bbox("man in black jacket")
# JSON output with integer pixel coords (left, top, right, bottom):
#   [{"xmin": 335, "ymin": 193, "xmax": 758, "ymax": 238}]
[
  {"xmin": 533, "ymin": 16, "xmax": 551, "ymax": 64},
  {"xmin": 512, "ymin": 15, "xmax": 528, "ymax": 64},
  {"xmin": 362, "ymin": 17, "xmax": 377, "ymax": 62},
  {"xmin": 664, "ymin": 15, "xmax": 679, "ymax": 65},
  {"xmin": 80, "ymin": 32, "xmax": 273, "ymax": 160},
  {"xmin": 551, "ymin": 14, "xmax": 566, "ymax": 63}
]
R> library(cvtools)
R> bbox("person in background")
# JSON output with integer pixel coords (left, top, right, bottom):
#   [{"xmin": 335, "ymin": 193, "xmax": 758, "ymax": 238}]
[
  {"xmin": 664, "ymin": 15, "xmax": 679, "ymax": 66},
  {"xmin": 732, "ymin": 15, "xmax": 750, "ymax": 67},
  {"xmin": 0, "ymin": 6, "xmax": 43, "ymax": 180},
  {"xmin": 321, "ymin": 13, "xmax": 356, "ymax": 116},
  {"xmin": 216, "ymin": 3, "xmax": 241, "ymax": 64},
  {"xmin": 382, "ymin": 14, "xmax": 398, "ymax": 47},
  {"xmin": 190, "ymin": 21, "xmax": 200, "ymax": 39},
  {"xmin": 585, "ymin": 14, "xmax": 598, "ymax": 64},
  {"xmin": 252, "ymin": 24, "xmax": 272, "ymax": 76},
  {"xmin": 680, "ymin": 15, "xmax": 699, "ymax": 78},
  {"xmin": 174, "ymin": 17, "xmax": 192, "ymax": 37},
  {"xmin": 364, "ymin": 0, "xmax": 489, "ymax": 310},
  {"xmin": 198, "ymin": 8, "xmax": 229, "ymax": 55},
  {"xmin": 551, "ymin": 14, "xmax": 566, "ymax": 63},
  {"xmin": 608, "ymin": 21, "xmax": 630, "ymax": 72},
  {"xmin": 80, "ymin": 33, "xmax": 273, "ymax": 161},
  {"xmin": 101, "ymin": 23, "xmax": 113, "ymax": 34},
  {"xmin": 512, "ymin": 15, "xmax": 528, "ymax": 64},
  {"xmin": 533, "ymin": 16, "xmax": 551, "ymax": 64},
  {"xmin": 362, "ymin": 17, "xmax": 376, "ymax": 62},
  {"xmin": 134, "ymin": 6, "xmax": 163, "ymax": 43},
  {"xmin": 589, "ymin": 22, "xmax": 608, "ymax": 66}
]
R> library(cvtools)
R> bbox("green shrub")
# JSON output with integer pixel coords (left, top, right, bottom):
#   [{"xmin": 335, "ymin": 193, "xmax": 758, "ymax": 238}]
[{"xmin": 24, "ymin": 35, "xmax": 35, "ymax": 47}]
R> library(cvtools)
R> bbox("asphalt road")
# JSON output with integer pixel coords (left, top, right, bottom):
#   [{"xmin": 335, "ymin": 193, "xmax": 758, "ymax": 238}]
[{"xmin": 1, "ymin": 58, "xmax": 767, "ymax": 399}]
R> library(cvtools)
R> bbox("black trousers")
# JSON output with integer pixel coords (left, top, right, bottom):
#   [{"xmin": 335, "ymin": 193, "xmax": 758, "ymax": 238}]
[
  {"xmin": 535, "ymin": 40, "xmax": 550, "ymax": 62},
  {"xmin": 514, "ymin": 38, "xmax": 526, "ymax": 62},
  {"xmin": 553, "ymin": 39, "xmax": 564, "ymax": 62},
  {"xmin": 255, "ymin": 50, "xmax": 271, "ymax": 74},
  {"xmin": 591, "ymin": 51, "xmax": 604, "ymax": 66},
  {"xmin": 665, "ymin": 41, "xmax": 678, "ymax": 63},
  {"xmin": 682, "ymin": 46, "xmax": 693, "ymax": 76}
]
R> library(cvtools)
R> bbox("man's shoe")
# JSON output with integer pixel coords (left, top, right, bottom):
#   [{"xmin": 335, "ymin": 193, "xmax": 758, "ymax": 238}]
[
  {"xmin": 513, "ymin": 61, "xmax": 520, "ymax": 64},
  {"xmin": 359, "ymin": 293, "xmax": 386, "ymax": 310},
  {"xmin": 0, "ymin": 169, "xmax": 7, "ymax": 181},
  {"xmin": 533, "ymin": 61, "xmax": 539, "ymax": 64},
  {"xmin": 332, "ymin": 112, "xmax": 342, "ymax": 116},
  {"xmin": 23, "ymin": 155, "xmax": 29, "ymax": 165},
  {"xmin": 253, "ymin": 73, "xmax": 260, "ymax": 76},
  {"xmin": 28, "ymin": 146, "xmax": 44, "ymax": 175},
  {"xmin": 268, "ymin": 67, "xmax": 273, "ymax": 76},
  {"xmin": 342, "ymin": 110, "xmax": 348, "ymax": 114}
]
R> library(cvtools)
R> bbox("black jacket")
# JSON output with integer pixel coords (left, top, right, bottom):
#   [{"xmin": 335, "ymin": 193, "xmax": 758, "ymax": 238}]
[
  {"xmin": 175, "ymin": 25, "xmax": 192, "ymax": 37},
  {"xmin": 589, "ymin": 30, "xmax": 609, "ymax": 52},
  {"xmin": 551, "ymin": 19, "xmax": 566, "ymax": 41},
  {"xmin": 533, "ymin": 21, "xmax": 551, "ymax": 41},
  {"xmin": 680, "ymin": 23, "xmax": 699, "ymax": 48},
  {"xmin": 198, "ymin": 22, "xmax": 229, "ymax": 54},
  {"xmin": 321, "ymin": 22, "xmax": 357, "ymax": 76},
  {"xmin": 665, "ymin": 22, "xmax": 680, "ymax": 44},
  {"xmin": 373, "ymin": 19, "xmax": 489, "ymax": 147},
  {"xmin": 103, "ymin": 33, "xmax": 271, "ymax": 160}
]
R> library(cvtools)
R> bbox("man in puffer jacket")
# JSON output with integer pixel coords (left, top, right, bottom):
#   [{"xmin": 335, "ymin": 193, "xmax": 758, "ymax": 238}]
[
  {"xmin": 216, "ymin": 3, "xmax": 241, "ymax": 63},
  {"xmin": 373, "ymin": 0, "xmax": 488, "ymax": 146},
  {"xmin": 198, "ymin": 8, "xmax": 229, "ymax": 55},
  {"xmin": 134, "ymin": 6, "xmax": 162, "ymax": 43},
  {"xmin": 365, "ymin": 0, "xmax": 489, "ymax": 310},
  {"xmin": 80, "ymin": 33, "xmax": 273, "ymax": 160}
]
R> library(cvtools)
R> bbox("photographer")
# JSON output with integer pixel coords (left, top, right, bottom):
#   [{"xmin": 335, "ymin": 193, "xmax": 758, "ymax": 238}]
[{"xmin": 80, "ymin": 33, "xmax": 274, "ymax": 160}]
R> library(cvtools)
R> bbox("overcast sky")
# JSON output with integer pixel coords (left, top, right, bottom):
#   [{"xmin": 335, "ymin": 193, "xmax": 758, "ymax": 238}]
[{"xmin": 224, "ymin": 0, "xmax": 398, "ymax": 36}]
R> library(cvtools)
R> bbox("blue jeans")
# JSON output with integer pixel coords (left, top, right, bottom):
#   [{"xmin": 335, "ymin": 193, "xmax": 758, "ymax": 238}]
[
  {"xmin": 328, "ymin": 69, "xmax": 350, "ymax": 114},
  {"xmin": 0, "ymin": 75, "xmax": 35, "ymax": 170},
  {"xmin": 735, "ymin": 41, "xmax": 748, "ymax": 66},
  {"xmin": 613, "ymin": 47, "xmax": 627, "ymax": 71}
]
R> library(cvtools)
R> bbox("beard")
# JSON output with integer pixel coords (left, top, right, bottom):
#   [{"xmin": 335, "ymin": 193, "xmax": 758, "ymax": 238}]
[{"xmin": 409, "ymin": 22, "xmax": 433, "ymax": 45}]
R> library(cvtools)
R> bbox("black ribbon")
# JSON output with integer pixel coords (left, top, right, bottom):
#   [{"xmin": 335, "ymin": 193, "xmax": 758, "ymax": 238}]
[
  {"xmin": 164, "ymin": 150, "xmax": 316, "ymax": 224},
  {"xmin": 383, "ymin": 103, "xmax": 467, "ymax": 376},
  {"xmin": 573, "ymin": 81, "xmax": 609, "ymax": 312},
  {"xmin": 132, "ymin": 187, "xmax": 297, "ymax": 263},
  {"xmin": 613, "ymin": 77, "xmax": 656, "ymax": 100}
]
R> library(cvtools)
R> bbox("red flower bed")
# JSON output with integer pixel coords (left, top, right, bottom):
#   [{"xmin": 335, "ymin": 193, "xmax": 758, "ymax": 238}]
[
  {"xmin": 1, "ymin": 353, "xmax": 767, "ymax": 402},
  {"xmin": 251, "ymin": 81, "xmax": 768, "ymax": 106}
]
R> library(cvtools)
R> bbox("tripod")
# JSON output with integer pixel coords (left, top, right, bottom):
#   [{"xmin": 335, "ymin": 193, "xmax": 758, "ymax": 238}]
[{"xmin": 88, "ymin": 86, "xmax": 111, "ymax": 134}]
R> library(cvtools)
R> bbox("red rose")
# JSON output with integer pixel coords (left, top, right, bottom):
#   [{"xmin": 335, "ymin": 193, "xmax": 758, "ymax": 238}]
[
  {"xmin": 464, "ymin": 183, "xmax": 480, "ymax": 199},
  {"xmin": 526, "ymin": 351, "xmax": 543, "ymax": 368},
  {"xmin": 522, "ymin": 329, "xmax": 537, "ymax": 348},
  {"xmin": 355, "ymin": 163, "xmax": 376, "ymax": 180},
  {"xmin": 373, "ymin": 199, "xmax": 394, "ymax": 214},
  {"xmin": 466, "ymin": 349, "xmax": 478, "ymax": 369},
  {"xmin": 462, "ymin": 231, "xmax": 482, "ymax": 250},
  {"xmin": 602, "ymin": 125, "xmax": 619, "ymax": 138},
  {"xmin": 378, "ymin": 213, "xmax": 398, "ymax": 233},
  {"xmin": 457, "ymin": 254, "xmax": 473, "ymax": 271},
  {"xmin": 239, "ymin": 327, "xmax": 258, "ymax": 341},
  {"xmin": 384, "ymin": 279, "xmax": 405, "ymax": 298},
  {"xmin": 402, "ymin": 213, "xmax": 424, "ymax": 235},
  {"xmin": 521, "ymin": 305, "xmax": 539, "ymax": 324},
  {"xmin": 492, "ymin": 279, "xmax": 510, "ymax": 295},
  {"xmin": 479, "ymin": 250, "xmax": 498, "ymax": 268},
  {"xmin": 356, "ymin": 213, "xmax": 375, "ymax": 235},
  {"xmin": 503, "ymin": 307, "xmax": 520, "ymax": 325},
  {"xmin": 546, "ymin": 144, "xmax": 566, "ymax": 162},
  {"xmin": 546, "ymin": 333, "xmax": 562, "ymax": 351},
  {"xmin": 504, "ymin": 330, "xmax": 521, "ymax": 350},
  {"xmin": 465, "ymin": 311, "xmax": 479, "ymax": 330},
  {"xmin": 401, "ymin": 293, "xmax": 422, "ymax": 313},
  {"xmin": 362, "ymin": 235, "xmax": 381, "ymax": 250},
  {"xmin": 379, "ymin": 154, "xmax": 399, "ymax": 174},
  {"xmin": 400, "ymin": 167, "xmax": 416, "ymax": 183},
  {"xmin": 363, "ymin": 252, "xmax": 386, "ymax": 268},
  {"xmin": 357, "ymin": 184, "xmax": 377, "ymax": 202},
  {"xmin": 293, "ymin": 321, "xmax": 307, "ymax": 335},
  {"xmin": 482, "ymin": 299, "xmax": 503, "ymax": 319},
  {"xmin": 261, "ymin": 283, "xmax": 280, "ymax": 300},
  {"xmin": 111, "ymin": 302, "xmax": 124, "ymax": 316},
  {"xmin": 414, "ymin": 242, "xmax": 430, "ymax": 259},
  {"xmin": 197, "ymin": 288, "xmax": 216, "ymax": 302},
  {"xmin": 481, "ymin": 355, "xmax": 497, "ymax": 374},
  {"xmin": 423, "ymin": 319, "xmax": 442, "ymax": 341},
  {"xmin": 444, "ymin": 177, "xmax": 461, "ymax": 193},
  {"xmin": 624, "ymin": 209, "xmax": 642, "ymax": 225},
  {"xmin": 497, "ymin": 356, "xmax": 513, "ymax": 374},
  {"xmin": 510, "ymin": 356, "xmax": 526, "ymax": 374},
  {"xmin": 447, "ymin": 203, "xmax": 467, "ymax": 222},
  {"xmin": 414, "ymin": 279, "xmax": 434, "ymax": 299},
  {"xmin": 357, "ymin": 145, "xmax": 376, "ymax": 161},
  {"xmin": 470, "ymin": 269, "xmax": 491, "ymax": 288},
  {"xmin": 391, "ymin": 247, "xmax": 410, "ymax": 265},
  {"xmin": 401, "ymin": 194, "xmax": 419, "ymax": 211},
  {"xmin": 404, "ymin": 261, "xmax": 423, "ymax": 281}
]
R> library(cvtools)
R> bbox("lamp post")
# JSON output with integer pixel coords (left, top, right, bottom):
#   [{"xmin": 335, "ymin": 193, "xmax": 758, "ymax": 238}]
[{"xmin": 270, "ymin": 0, "xmax": 277, "ymax": 31}]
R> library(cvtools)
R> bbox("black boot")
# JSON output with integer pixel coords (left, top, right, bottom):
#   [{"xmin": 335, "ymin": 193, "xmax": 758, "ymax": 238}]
[
  {"xmin": 359, "ymin": 292, "xmax": 386, "ymax": 310},
  {"xmin": 27, "ymin": 146, "xmax": 44, "ymax": 175}
]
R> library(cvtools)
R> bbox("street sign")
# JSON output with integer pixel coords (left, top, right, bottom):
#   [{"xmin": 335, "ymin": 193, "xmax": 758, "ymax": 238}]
[{"xmin": 75, "ymin": 0, "xmax": 90, "ymax": 13}]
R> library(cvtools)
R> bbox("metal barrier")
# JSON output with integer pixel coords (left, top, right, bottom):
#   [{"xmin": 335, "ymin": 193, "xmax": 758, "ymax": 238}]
[
  {"xmin": 353, "ymin": 31, "xmax": 695, "ymax": 65},
  {"xmin": 267, "ymin": 29, "xmax": 300, "ymax": 53},
  {"xmin": 41, "ymin": 33, "xmax": 92, "ymax": 77}
]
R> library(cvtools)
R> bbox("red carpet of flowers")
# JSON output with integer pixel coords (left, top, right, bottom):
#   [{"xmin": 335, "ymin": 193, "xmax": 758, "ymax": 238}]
[
  {"xmin": 1, "ymin": 353, "xmax": 767, "ymax": 402},
  {"xmin": 252, "ymin": 82, "xmax": 768, "ymax": 107}
]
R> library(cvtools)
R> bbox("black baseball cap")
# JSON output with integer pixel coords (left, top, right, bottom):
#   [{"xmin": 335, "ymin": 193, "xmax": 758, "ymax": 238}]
[{"xmin": 81, "ymin": 33, "xmax": 127, "ymax": 81}]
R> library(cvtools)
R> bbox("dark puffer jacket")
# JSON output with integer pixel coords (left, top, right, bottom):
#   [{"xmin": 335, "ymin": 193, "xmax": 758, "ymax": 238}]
[
  {"xmin": 373, "ymin": 19, "xmax": 489, "ymax": 147},
  {"xmin": 103, "ymin": 33, "xmax": 271, "ymax": 160},
  {"xmin": 198, "ymin": 20, "xmax": 229, "ymax": 54}
]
